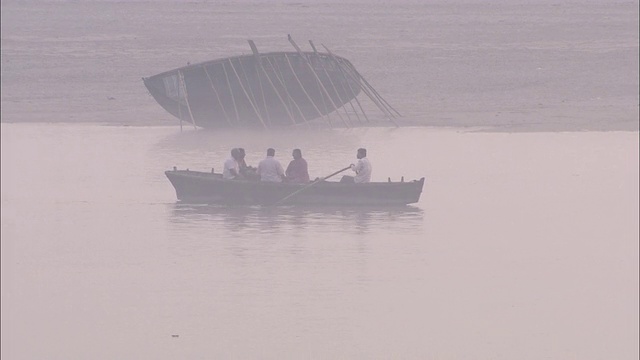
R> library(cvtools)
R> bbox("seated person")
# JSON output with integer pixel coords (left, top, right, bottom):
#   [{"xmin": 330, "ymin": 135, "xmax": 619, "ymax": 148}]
[
  {"xmin": 340, "ymin": 148, "xmax": 372, "ymax": 183},
  {"xmin": 237, "ymin": 148, "xmax": 259, "ymax": 181},
  {"xmin": 285, "ymin": 149, "xmax": 310, "ymax": 183},
  {"xmin": 257, "ymin": 148, "xmax": 285, "ymax": 182},
  {"xmin": 223, "ymin": 148, "xmax": 243, "ymax": 180}
]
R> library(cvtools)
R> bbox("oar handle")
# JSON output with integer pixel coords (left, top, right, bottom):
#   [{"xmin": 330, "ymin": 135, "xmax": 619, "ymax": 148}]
[
  {"xmin": 272, "ymin": 165, "xmax": 352, "ymax": 206},
  {"xmin": 321, "ymin": 166, "xmax": 352, "ymax": 181}
]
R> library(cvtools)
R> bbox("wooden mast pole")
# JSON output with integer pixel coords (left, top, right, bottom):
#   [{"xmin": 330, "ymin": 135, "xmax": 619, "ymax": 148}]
[
  {"xmin": 308, "ymin": 40, "xmax": 318, "ymax": 53},
  {"xmin": 284, "ymin": 53, "xmax": 330, "ymax": 127},
  {"xmin": 254, "ymin": 60, "xmax": 272, "ymax": 126},
  {"xmin": 178, "ymin": 93, "xmax": 183, "ymax": 132},
  {"xmin": 342, "ymin": 80, "xmax": 368, "ymax": 123},
  {"xmin": 309, "ymin": 40, "xmax": 355, "ymax": 124},
  {"xmin": 312, "ymin": 65, "xmax": 333, "ymax": 125},
  {"xmin": 266, "ymin": 57, "xmax": 310, "ymax": 127},
  {"xmin": 269, "ymin": 58, "xmax": 303, "ymax": 123},
  {"xmin": 178, "ymin": 70, "xmax": 198, "ymax": 129},
  {"xmin": 351, "ymin": 66, "xmax": 402, "ymax": 117},
  {"xmin": 321, "ymin": 45, "xmax": 398, "ymax": 126},
  {"xmin": 352, "ymin": 70, "xmax": 399, "ymax": 125},
  {"xmin": 353, "ymin": 68, "xmax": 397, "ymax": 119},
  {"xmin": 348, "ymin": 65, "xmax": 395, "ymax": 119},
  {"xmin": 321, "ymin": 44, "xmax": 370, "ymax": 123},
  {"xmin": 319, "ymin": 44, "xmax": 399, "ymax": 118},
  {"xmin": 247, "ymin": 41, "xmax": 273, "ymax": 126},
  {"xmin": 300, "ymin": 39, "xmax": 333, "ymax": 125},
  {"xmin": 227, "ymin": 58, "xmax": 268, "ymax": 129},
  {"xmin": 175, "ymin": 75, "xmax": 183, "ymax": 131},
  {"xmin": 248, "ymin": 40, "xmax": 298, "ymax": 126},
  {"xmin": 238, "ymin": 57, "xmax": 270, "ymax": 126},
  {"xmin": 203, "ymin": 65, "xmax": 233, "ymax": 127},
  {"xmin": 222, "ymin": 62, "xmax": 241, "ymax": 126},
  {"xmin": 288, "ymin": 35, "xmax": 349, "ymax": 128}
]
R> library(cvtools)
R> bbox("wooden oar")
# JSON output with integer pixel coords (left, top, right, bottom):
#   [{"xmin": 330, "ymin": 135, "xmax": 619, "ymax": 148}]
[{"xmin": 271, "ymin": 166, "xmax": 351, "ymax": 206}]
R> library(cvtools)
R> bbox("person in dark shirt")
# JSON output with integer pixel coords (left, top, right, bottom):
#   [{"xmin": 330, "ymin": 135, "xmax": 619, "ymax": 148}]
[
  {"xmin": 237, "ymin": 148, "xmax": 248, "ymax": 169},
  {"xmin": 285, "ymin": 148, "xmax": 310, "ymax": 183},
  {"xmin": 237, "ymin": 148, "xmax": 259, "ymax": 181}
]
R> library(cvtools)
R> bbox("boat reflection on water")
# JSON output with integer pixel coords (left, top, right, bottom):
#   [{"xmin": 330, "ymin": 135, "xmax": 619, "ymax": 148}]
[{"xmin": 168, "ymin": 203, "xmax": 424, "ymax": 236}]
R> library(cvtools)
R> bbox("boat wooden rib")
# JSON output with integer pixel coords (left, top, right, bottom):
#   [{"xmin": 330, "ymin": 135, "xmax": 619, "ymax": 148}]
[{"xmin": 165, "ymin": 169, "xmax": 425, "ymax": 206}]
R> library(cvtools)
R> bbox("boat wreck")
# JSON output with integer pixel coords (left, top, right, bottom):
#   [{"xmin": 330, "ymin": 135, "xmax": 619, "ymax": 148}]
[{"xmin": 143, "ymin": 35, "xmax": 400, "ymax": 129}]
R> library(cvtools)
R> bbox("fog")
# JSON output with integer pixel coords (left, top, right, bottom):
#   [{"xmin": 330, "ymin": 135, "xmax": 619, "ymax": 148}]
[
  {"xmin": 1, "ymin": 1, "xmax": 638, "ymax": 359},
  {"xmin": 1, "ymin": 0, "xmax": 638, "ymax": 130}
]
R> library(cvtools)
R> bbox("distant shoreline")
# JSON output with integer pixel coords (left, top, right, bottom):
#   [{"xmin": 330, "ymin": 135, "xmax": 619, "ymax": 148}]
[{"xmin": 1, "ymin": 118, "xmax": 637, "ymax": 133}]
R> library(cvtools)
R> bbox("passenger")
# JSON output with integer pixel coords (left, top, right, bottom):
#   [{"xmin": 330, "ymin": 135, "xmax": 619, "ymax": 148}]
[
  {"xmin": 237, "ymin": 148, "xmax": 248, "ymax": 170},
  {"xmin": 257, "ymin": 148, "xmax": 285, "ymax": 182},
  {"xmin": 237, "ymin": 148, "xmax": 259, "ymax": 180},
  {"xmin": 341, "ymin": 148, "xmax": 372, "ymax": 183},
  {"xmin": 285, "ymin": 148, "xmax": 310, "ymax": 183},
  {"xmin": 223, "ymin": 148, "xmax": 242, "ymax": 180}
]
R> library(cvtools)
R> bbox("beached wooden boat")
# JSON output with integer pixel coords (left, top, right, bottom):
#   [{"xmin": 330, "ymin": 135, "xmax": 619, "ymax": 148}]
[
  {"xmin": 144, "ymin": 51, "xmax": 359, "ymax": 128},
  {"xmin": 165, "ymin": 169, "xmax": 425, "ymax": 206},
  {"xmin": 143, "ymin": 36, "xmax": 400, "ymax": 129}
]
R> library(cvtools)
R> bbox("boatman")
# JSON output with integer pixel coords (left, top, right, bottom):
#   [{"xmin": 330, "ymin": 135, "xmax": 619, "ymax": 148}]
[
  {"xmin": 285, "ymin": 149, "xmax": 310, "ymax": 183},
  {"xmin": 223, "ymin": 148, "xmax": 242, "ymax": 180},
  {"xmin": 342, "ymin": 148, "xmax": 372, "ymax": 183},
  {"xmin": 257, "ymin": 148, "xmax": 285, "ymax": 182}
]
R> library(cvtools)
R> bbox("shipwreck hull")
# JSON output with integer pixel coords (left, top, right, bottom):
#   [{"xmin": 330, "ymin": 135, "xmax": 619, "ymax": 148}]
[{"xmin": 143, "ymin": 52, "xmax": 362, "ymax": 128}]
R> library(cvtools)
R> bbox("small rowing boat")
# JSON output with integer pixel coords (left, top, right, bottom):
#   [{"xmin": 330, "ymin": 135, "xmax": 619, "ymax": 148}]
[{"xmin": 165, "ymin": 169, "xmax": 424, "ymax": 206}]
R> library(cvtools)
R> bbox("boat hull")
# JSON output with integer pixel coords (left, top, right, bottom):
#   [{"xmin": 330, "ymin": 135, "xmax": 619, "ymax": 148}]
[
  {"xmin": 144, "ymin": 52, "xmax": 362, "ymax": 128},
  {"xmin": 165, "ymin": 170, "xmax": 425, "ymax": 206}
]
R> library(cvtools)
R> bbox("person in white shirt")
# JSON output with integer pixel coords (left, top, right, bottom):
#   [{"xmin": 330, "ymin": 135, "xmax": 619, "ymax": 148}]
[
  {"xmin": 257, "ymin": 148, "xmax": 285, "ymax": 182},
  {"xmin": 350, "ymin": 148, "xmax": 372, "ymax": 183},
  {"xmin": 223, "ymin": 148, "xmax": 242, "ymax": 180}
]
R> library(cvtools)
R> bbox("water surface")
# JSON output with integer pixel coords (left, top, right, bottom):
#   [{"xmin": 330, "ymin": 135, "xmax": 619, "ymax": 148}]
[{"xmin": 1, "ymin": 123, "xmax": 638, "ymax": 359}]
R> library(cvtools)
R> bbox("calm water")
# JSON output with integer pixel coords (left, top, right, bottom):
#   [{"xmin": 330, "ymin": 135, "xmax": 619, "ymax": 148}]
[
  {"xmin": 1, "ymin": 0, "xmax": 639, "ymax": 358},
  {"xmin": 1, "ymin": 123, "xmax": 638, "ymax": 359}
]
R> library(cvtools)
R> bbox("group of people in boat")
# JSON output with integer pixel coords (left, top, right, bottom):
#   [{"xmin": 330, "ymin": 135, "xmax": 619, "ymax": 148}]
[{"xmin": 222, "ymin": 147, "xmax": 372, "ymax": 184}]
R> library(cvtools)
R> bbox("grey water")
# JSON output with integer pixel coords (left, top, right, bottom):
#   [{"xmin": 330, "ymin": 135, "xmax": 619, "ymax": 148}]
[
  {"xmin": 1, "ymin": 0, "xmax": 638, "ymax": 130},
  {"xmin": 1, "ymin": 0, "xmax": 639, "ymax": 359}
]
